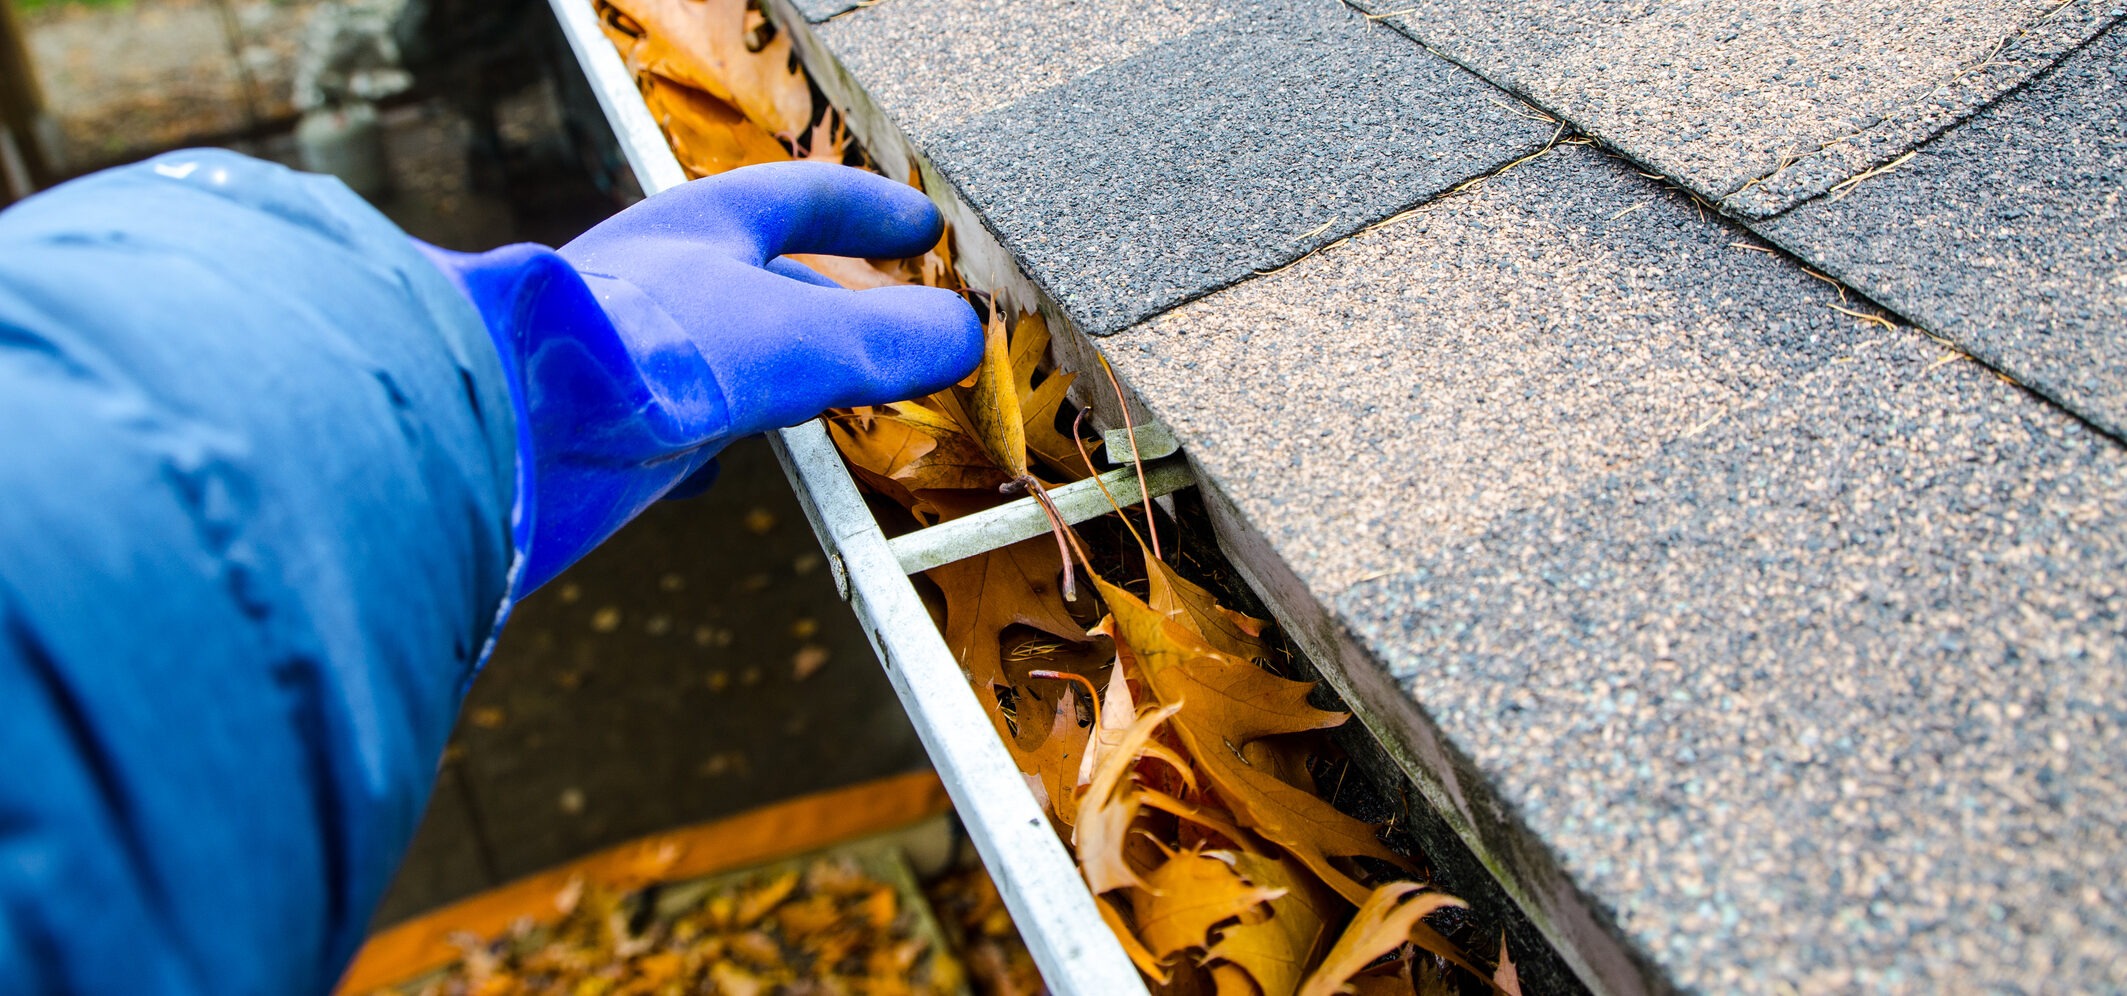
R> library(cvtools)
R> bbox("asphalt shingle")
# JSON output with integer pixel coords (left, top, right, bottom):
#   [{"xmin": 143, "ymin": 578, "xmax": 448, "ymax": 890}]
[
  {"xmin": 1104, "ymin": 142, "xmax": 2127, "ymax": 991},
  {"xmin": 785, "ymin": 0, "xmax": 860, "ymax": 24},
  {"xmin": 1353, "ymin": 0, "xmax": 2124, "ymax": 217},
  {"xmin": 819, "ymin": 0, "xmax": 1555, "ymax": 335},
  {"xmin": 1755, "ymin": 18, "xmax": 2127, "ymax": 440}
]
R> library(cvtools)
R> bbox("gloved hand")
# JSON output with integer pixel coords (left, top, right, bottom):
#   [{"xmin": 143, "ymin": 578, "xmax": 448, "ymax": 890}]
[{"xmin": 418, "ymin": 162, "xmax": 981, "ymax": 593}]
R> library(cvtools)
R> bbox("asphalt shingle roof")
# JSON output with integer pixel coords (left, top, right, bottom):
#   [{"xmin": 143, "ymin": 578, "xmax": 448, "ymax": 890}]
[
  {"xmin": 787, "ymin": 0, "xmax": 2127, "ymax": 989},
  {"xmin": 1756, "ymin": 21, "xmax": 2127, "ymax": 437},
  {"xmin": 1352, "ymin": 0, "xmax": 2125, "ymax": 217},
  {"xmin": 821, "ymin": 0, "xmax": 1555, "ymax": 334}
]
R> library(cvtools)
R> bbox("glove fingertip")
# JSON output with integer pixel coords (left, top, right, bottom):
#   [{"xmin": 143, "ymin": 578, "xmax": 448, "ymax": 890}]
[{"xmin": 891, "ymin": 286, "xmax": 984, "ymax": 396}]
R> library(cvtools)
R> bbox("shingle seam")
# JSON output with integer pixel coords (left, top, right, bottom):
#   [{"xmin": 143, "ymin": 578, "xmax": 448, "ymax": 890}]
[
  {"xmin": 1103, "ymin": 129, "xmax": 1574, "ymax": 336},
  {"xmin": 1729, "ymin": 9, "xmax": 2127, "ymax": 222}
]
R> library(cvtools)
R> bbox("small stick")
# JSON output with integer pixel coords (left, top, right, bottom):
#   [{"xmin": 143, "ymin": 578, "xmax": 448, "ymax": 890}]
[
  {"xmin": 1028, "ymin": 669, "xmax": 1103, "ymax": 730},
  {"xmin": 1073, "ymin": 409, "xmax": 1149, "ymax": 551}
]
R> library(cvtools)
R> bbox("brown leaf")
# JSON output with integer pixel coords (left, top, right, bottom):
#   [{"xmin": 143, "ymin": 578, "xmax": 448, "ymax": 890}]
[
  {"xmin": 1212, "ymin": 962, "xmax": 1262, "ymax": 996},
  {"xmin": 1007, "ymin": 311, "xmax": 1097, "ymax": 480},
  {"xmin": 829, "ymin": 403, "xmax": 1010, "ymax": 503},
  {"xmin": 1078, "ymin": 660, "xmax": 1138, "ymax": 790},
  {"xmin": 1009, "ymin": 680, "xmax": 1085, "ymax": 823},
  {"xmin": 1137, "ymin": 788, "xmax": 1247, "ymax": 849},
  {"xmin": 1075, "ymin": 703, "xmax": 1183, "ymax": 894},
  {"xmin": 1297, "ymin": 884, "xmax": 1463, "ymax": 996},
  {"xmin": 1147, "ymin": 556, "xmax": 1269, "ymax": 664},
  {"xmin": 1493, "ymin": 935, "xmax": 1522, "ymax": 996},
  {"xmin": 925, "ymin": 537, "xmax": 1086, "ymax": 741},
  {"xmin": 602, "ymin": 0, "xmax": 813, "ymax": 138},
  {"xmin": 1206, "ymin": 852, "xmax": 1335, "ymax": 996},
  {"xmin": 785, "ymin": 253, "xmax": 916, "ymax": 290},
  {"xmin": 1096, "ymin": 576, "xmax": 1408, "ymax": 904},
  {"xmin": 1131, "ymin": 847, "xmax": 1285, "ymax": 961},
  {"xmin": 639, "ymin": 75, "xmax": 788, "ymax": 178},
  {"xmin": 1079, "ymin": 664, "xmax": 1193, "ymax": 803},
  {"xmin": 1097, "ymin": 894, "xmax": 1172, "ymax": 985}
]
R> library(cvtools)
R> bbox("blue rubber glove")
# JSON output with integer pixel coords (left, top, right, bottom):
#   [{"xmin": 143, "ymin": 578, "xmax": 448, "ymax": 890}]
[{"xmin": 418, "ymin": 162, "xmax": 982, "ymax": 593}]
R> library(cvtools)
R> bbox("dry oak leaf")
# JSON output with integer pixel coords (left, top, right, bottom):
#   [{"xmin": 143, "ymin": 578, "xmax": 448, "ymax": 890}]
[
  {"xmin": 600, "ymin": 0, "xmax": 813, "ymax": 138},
  {"xmin": 829, "ymin": 403, "xmax": 1010, "ymax": 503},
  {"xmin": 1493, "ymin": 935, "xmax": 1523, "ymax": 996},
  {"xmin": 1147, "ymin": 554, "xmax": 1269, "ymax": 664},
  {"xmin": 1038, "ymin": 658, "xmax": 1187, "ymax": 830},
  {"xmin": 1075, "ymin": 702, "xmax": 1185, "ymax": 895},
  {"xmin": 640, "ymin": 75, "xmax": 789, "ymax": 177},
  {"xmin": 1012, "ymin": 679, "xmax": 1085, "ymax": 823},
  {"xmin": 1095, "ymin": 576, "xmax": 1410, "ymax": 904},
  {"xmin": 1078, "ymin": 659, "xmax": 1154, "ymax": 791},
  {"xmin": 925, "ymin": 536, "xmax": 1087, "ymax": 742},
  {"xmin": 1097, "ymin": 894, "xmax": 1172, "ymax": 984},
  {"xmin": 1006, "ymin": 311, "xmax": 1098, "ymax": 481},
  {"xmin": 1206, "ymin": 851, "xmax": 1336, "ymax": 996},
  {"xmin": 1130, "ymin": 846, "xmax": 1285, "ymax": 962},
  {"xmin": 1138, "ymin": 787, "xmax": 1247, "ymax": 850},
  {"xmin": 1297, "ymin": 883, "xmax": 1463, "ymax": 996},
  {"xmin": 968, "ymin": 305, "xmax": 1030, "ymax": 481}
]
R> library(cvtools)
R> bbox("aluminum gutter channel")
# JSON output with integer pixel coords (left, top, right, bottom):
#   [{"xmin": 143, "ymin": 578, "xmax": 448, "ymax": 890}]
[{"xmin": 545, "ymin": 1, "xmax": 1152, "ymax": 990}]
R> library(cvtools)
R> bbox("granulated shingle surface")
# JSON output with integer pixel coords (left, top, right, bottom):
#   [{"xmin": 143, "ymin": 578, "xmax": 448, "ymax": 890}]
[
  {"xmin": 1756, "ymin": 19, "xmax": 2127, "ymax": 440},
  {"xmin": 1107, "ymin": 144, "xmax": 1882, "ymax": 595},
  {"xmin": 1339, "ymin": 351, "xmax": 2127, "ymax": 991},
  {"xmin": 786, "ymin": 0, "xmax": 859, "ymax": 23},
  {"xmin": 1104, "ymin": 143, "xmax": 2127, "ymax": 990},
  {"xmin": 820, "ymin": 0, "xmax": 1555, "ymax": 335},
  {"xmin": 788, "ymin": 2, "xmax": 2127, "ymax": 987},
  {"xmin": 1353, "ymin": 0, "xmax": 2125, "ymax": 217}
]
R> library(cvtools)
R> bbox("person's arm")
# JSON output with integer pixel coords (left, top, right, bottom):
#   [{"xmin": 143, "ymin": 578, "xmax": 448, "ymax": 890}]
[{"xmin": 0, "ymin": 150, "xmax": 977, "ymax": 994}]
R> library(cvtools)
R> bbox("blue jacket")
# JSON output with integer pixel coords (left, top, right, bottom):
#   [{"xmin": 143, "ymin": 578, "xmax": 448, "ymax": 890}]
[{"xmin": 0, "ymin": 151, "xmax": 518, "ymax": 993}]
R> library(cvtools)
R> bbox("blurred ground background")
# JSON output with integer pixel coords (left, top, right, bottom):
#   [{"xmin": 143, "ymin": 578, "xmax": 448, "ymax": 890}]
[{"xmin": 6, "ymin": 0, "xmax": 930, "ymax": 928}]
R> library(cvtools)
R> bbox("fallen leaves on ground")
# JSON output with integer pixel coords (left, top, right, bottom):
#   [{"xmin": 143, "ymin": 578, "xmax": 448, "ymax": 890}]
[
  {"xmin": 603, "ymin": 4, "xmax": 1494, "ymax": 992},
  {"xmin": 927, "ymin": 867, "xmax": 1044, "ymax": 996},
  {"xmin": 365, "ymin": 855, "xmax": 958, "ymax": 996}
]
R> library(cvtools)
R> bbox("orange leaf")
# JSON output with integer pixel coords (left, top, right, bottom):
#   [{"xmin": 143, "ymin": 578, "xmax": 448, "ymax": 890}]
[
  {"xmin": 1096, "ymin": 577, "xmax": 1409, "ymax": 903},
  {"xmin": 1147, "ymin": 556, "xmax": 1269, "ymax": 664},
  {"xmin": 829, "ymin": 403, "xmax": 1008, "ymax": 498},
  {"xmin": 1297, "ymin": 884, "xmax": 1463, "ymax": 996},
  {"xmin": 1494, "ymin": 935, "xmax": 1522, "ymax": 996},
  {"xmin": 640, "ymin": 76, "xmax": 790, "ymax": 177},
  {"xmin": 1075, "ymin": 703, "xmax": 1182, "ymax": 894},
  {"xmin": 1006, "ymin": 311, "xmax": 1097, "ymax": 480},
  {"xmin": 785, "ymin": 253, "xmax": 916, "ymax": 290},
  {"xmin": 1131, "ymin": 847, "xmax": 1285, "ymax": 961},
  {"xmin": 968, "ymin": 306, "xmax": 1031, "ymax": 480},
  {"xmin": 1078, "ymin": 661, "xmax": 1139, "ymax": 791},
  {"xmin": 1007, "ymin": 679, "xmax": 1086, "ymax": 824},
  {"xmin": 926, "ymin": 538, "xmax": 1087, "ymax": 740},
  {"xmin": 1205, "ymin": 850, "xmax": 1339, "ymax": 996},
  {"xmin": 602, "ymin": 0, "xmax": 813, "ymax": 138},
  {"xmin": 1137, "ymin": 788, "xmax": 1247, "ymax": 848},
  {"xmin": 1096, "ymin": 894, "xmax": 1171, "ymax": 985}
]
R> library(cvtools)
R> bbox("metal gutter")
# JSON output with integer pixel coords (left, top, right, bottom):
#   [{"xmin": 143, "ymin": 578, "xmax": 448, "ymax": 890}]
[{"xmin": 545, "ymin": 1, "xmax": 1155, "ymax": 990}]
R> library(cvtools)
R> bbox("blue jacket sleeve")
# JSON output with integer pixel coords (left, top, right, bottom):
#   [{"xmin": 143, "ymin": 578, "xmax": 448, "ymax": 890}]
[{"xmin": 0, "ymin": 151, "xmax": 522, "ymax": 994}]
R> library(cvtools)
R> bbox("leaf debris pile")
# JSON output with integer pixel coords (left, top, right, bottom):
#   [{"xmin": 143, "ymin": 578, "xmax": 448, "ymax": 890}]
[
  {"xmin": 364, "ymin": 855, "xmax": 961, "ymax": 996},
  {"xmin": 924, "ymin": 867, "xmax": 1042, "ymax": 996},
  {"xmin": 595, "ymin": 1, "xmax": 1506, "ymax": 991}
]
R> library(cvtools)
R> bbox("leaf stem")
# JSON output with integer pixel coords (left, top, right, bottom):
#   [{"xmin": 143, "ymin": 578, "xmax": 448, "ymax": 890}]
[
  {"xmin": 1027, "ymin": 669, "xmax": 1103, "ymax": 732},
  {"xmin": 1072, "ymin": 409, "xmax": 1149, "ymax": 550},
  {"xmin": 1095, "ymin": 353, "xmax": 1160, "ymax": 562}
]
